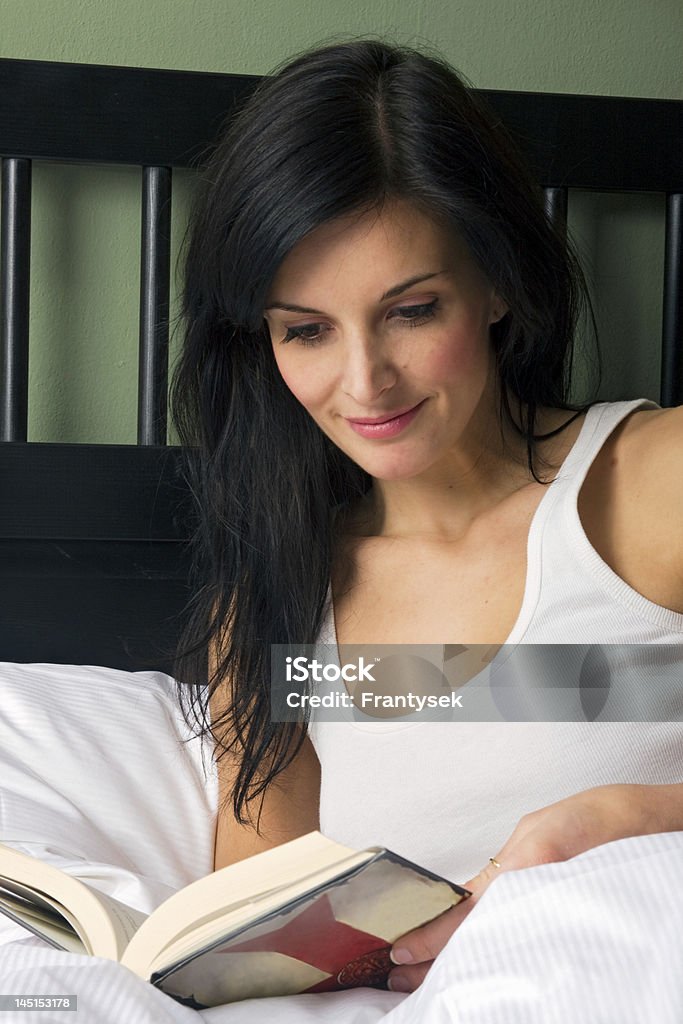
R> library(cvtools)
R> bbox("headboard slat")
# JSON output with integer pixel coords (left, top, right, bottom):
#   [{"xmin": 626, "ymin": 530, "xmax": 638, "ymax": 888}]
[
  {"xmin": 1, "ymin": 157, "xmax": 32, "ymax": 442},
  {"xmin": 138, "ymin": 165, "xmax": 172, "ymax": 446},
  {"xmin": 661, "ymin": 193, "xmax": 683, "ymax": 407},
  {"xmin": 3, "ymin": 539, "xmax": 190, "ymax": 671},
  {"xmin": 543, "ymin": 186, "xmax": 568, "ymax": 238},
  {"xmin": 0, "ymin": 442, "xmax": 193, "ymax": 670},
  {"xmin": 0, "ymin": 58, "xmax": 257, "ymax": 168},
  {"xmin": 2, "ymin": 60, "xmax": 682, "ymax": 187},
  {"xmin": 0, "ymin": 443, "xmax": 190, "ymax": 539}
]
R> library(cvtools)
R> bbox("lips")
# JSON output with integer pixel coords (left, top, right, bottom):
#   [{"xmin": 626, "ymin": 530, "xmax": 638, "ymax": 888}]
[
  {"xmin": 347, "ymin": 400, "xmax": 425, "ymax": 425},
  {"xmin": 345, "ymin": 399, "xmax": 427, "ymax": 439}
]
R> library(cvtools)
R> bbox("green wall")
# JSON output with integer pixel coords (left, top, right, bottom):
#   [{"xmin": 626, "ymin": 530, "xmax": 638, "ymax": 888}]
[{"xmin": 2, "ymin": 0, "xmax": 682, "ymax": 442}]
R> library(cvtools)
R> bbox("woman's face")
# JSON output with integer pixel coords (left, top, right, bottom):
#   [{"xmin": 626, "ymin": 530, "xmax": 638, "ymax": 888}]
[{"xmin": 264, "ymin": 200, "xmax": 507, "ymax": 481}]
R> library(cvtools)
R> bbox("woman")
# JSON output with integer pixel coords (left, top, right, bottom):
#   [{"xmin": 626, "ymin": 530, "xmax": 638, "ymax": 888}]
[{"xmin": 172, "ymin": 39, "xmax": 683, "ymax": 993}]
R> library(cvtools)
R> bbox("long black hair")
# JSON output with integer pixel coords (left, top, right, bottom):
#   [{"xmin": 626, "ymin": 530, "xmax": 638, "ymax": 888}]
[{"xmin": 171, "ymin": 38, "xmax": 600, "ymax": 825}]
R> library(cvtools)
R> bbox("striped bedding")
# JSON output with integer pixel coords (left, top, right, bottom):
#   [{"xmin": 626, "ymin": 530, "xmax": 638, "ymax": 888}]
[{"xmin": 1, "ymin": 663, "xmax": 682, "ymax": 1023}]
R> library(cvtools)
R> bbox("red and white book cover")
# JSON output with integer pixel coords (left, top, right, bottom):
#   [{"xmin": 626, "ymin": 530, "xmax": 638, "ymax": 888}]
[{"xmin": 154, "ymin": 850, "xmax": 468, "ymax": 1008}]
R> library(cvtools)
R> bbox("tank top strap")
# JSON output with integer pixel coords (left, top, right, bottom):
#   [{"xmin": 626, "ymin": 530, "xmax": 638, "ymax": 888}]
[
  {"xmin": 529, "ymin": 395, "xmax": 683, "ymax": 637},
  {"xmin": 554, "ymin": 398, "xmax": 660, "ymax": 494}
]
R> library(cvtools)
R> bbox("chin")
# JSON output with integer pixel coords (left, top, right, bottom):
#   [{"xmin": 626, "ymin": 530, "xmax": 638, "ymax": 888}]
[
  {"xmin": 325, "ymin": 425, "xmax": 435, "ymax": 478},
  {"xmin": 352, "ymin": 452, "xmax": 433, "ymax": 481}
]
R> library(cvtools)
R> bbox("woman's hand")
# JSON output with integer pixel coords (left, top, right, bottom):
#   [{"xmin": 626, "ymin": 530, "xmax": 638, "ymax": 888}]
[{"xmin": 387, "ymin": 782, "xmax": 683, "ymax": 993}]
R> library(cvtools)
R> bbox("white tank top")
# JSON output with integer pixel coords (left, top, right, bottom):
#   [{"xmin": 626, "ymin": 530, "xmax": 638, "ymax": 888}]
[{"xmin": 309, "ymin": 399, "xmax": 683, "ymax": 881}]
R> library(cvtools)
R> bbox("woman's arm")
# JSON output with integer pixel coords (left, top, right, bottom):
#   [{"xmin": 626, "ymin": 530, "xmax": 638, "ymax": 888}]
[
  {"xmin": 387, "ymin": 781, "xmax": 683, "ymax": 991},
  {"xmin": 212, "ymin": 725, "xmax": 321, "ymax": 870},
  {"xmin": 208, "ymin": 641, "xmax": 321, "ymax": 871}
]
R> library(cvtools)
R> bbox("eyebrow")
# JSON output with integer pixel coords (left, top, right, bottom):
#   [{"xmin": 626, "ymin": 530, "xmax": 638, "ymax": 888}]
[{"xmin": 264, "ymin": 270, "xmax": 446, "ymax": 315}]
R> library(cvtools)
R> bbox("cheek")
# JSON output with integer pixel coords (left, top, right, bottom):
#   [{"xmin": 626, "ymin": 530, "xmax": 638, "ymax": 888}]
[
  {"xmin": 420, "ymin": 325, "xmax": 489, "ymax": 382},
  {"xmin": 272, "ymin": 351, "xmax": 330, "ymax": 413}
]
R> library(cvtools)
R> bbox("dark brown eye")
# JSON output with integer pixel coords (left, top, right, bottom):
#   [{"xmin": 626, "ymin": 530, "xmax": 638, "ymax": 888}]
[
  {"xmin": 390, "ymin": 299, "xmax": 438, "ymax": 325},
  {"xmin": 283, "ymin": 323, "xmax": 329, "ymax": 345}
]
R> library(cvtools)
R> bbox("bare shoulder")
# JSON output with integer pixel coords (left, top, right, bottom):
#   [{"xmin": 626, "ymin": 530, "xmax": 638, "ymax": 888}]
[
  {"xmin": 625, "ymin": 403, "xmax": 683, "ymax": 440},
  {"xmin": 621, "ymin": 405, "xmax": 683, "ymax": 483},
  {"xmin": 618, "ymin": 404, "xmax": 683, "ymax": 581},
  {"xmin": 578, "ymin": 403, "xmax": 683, "ymax": 613}
]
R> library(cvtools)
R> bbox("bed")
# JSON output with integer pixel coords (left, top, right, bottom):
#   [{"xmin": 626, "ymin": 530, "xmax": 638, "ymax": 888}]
[{"xmin": 1, "ymin": 56, "xmax": 683, "ymax": 1023}]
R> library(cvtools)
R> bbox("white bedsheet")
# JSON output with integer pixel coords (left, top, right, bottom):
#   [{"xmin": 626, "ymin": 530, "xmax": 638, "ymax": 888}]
[{"xmin": 1, "ymin": 663, "xmax": 682, "ymax": 1023}]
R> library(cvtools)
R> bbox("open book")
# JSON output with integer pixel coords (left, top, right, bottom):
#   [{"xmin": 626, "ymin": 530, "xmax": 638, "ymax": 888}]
[{"xmin": 0, "ymin": 833, "xmax": 469, "ymax": 1008}]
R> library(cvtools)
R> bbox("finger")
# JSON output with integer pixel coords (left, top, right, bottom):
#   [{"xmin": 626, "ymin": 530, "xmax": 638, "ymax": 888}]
[
  {"xmin": 387, "ymin": 960, "xmax": 432, "ymax": 994},
  {"xmin": 463, "ymin": 856, "xmax": 504, "ymax": 892},
  {"xmin": 455, "ymin": 849, "xmax": 511, "ymax": 907},
  {"xmin": 390, "ymin": 900, "xmax": 472, "ymax": 967},
  {"xmin": 387, "ymin": 861, "xmax": 506, "ymax": 994},
  {"xmin": 472, "ymin": 828, "xmax": 544, "ymax": 881}
]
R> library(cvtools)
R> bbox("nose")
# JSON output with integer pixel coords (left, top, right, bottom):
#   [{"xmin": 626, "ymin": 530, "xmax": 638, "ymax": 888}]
[{"xmin": 340, "ymin": 333, "xmax": 397, "ymax": 406}]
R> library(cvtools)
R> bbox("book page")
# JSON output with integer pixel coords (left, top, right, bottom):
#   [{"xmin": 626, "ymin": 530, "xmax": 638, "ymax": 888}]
[
  {"xmin": 121, "ymin": 832, "xmax": 372, "ymax": 978},
  {"xmin": 0, "ymin": 844, "xmax": 147, "ymax": 960},
  {"xmin": 0, "ymin": 891, "xmax": 86, "ymax": 954},
  {"xmin": 86, "ymin": 888, "xmax": 148, "ymax": 950},
  {"xmin": 0, "ymin": 877, "xmax": 96, "ymax": 951},
  {"xmin": 0, "ymin": 883, "xmax": 78, "ymax": 929}
]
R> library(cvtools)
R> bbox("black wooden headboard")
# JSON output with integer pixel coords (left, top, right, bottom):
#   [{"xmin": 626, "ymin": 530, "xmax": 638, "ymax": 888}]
[{"xmin": 1, "ymin": 58, "xmax": 682, "ymax": 670}]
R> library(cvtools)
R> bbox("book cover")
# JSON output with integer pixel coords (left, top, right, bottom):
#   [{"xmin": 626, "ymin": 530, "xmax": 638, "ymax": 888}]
[{"xmin": 153, "ymin": 850, "xmax": 468, "ymax": 1007}]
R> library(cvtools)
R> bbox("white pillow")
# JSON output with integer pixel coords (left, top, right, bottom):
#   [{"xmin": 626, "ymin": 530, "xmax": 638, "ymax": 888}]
[{"xmin": 0, "ymin": 663, "xmax": 217, "ymax": 902}]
